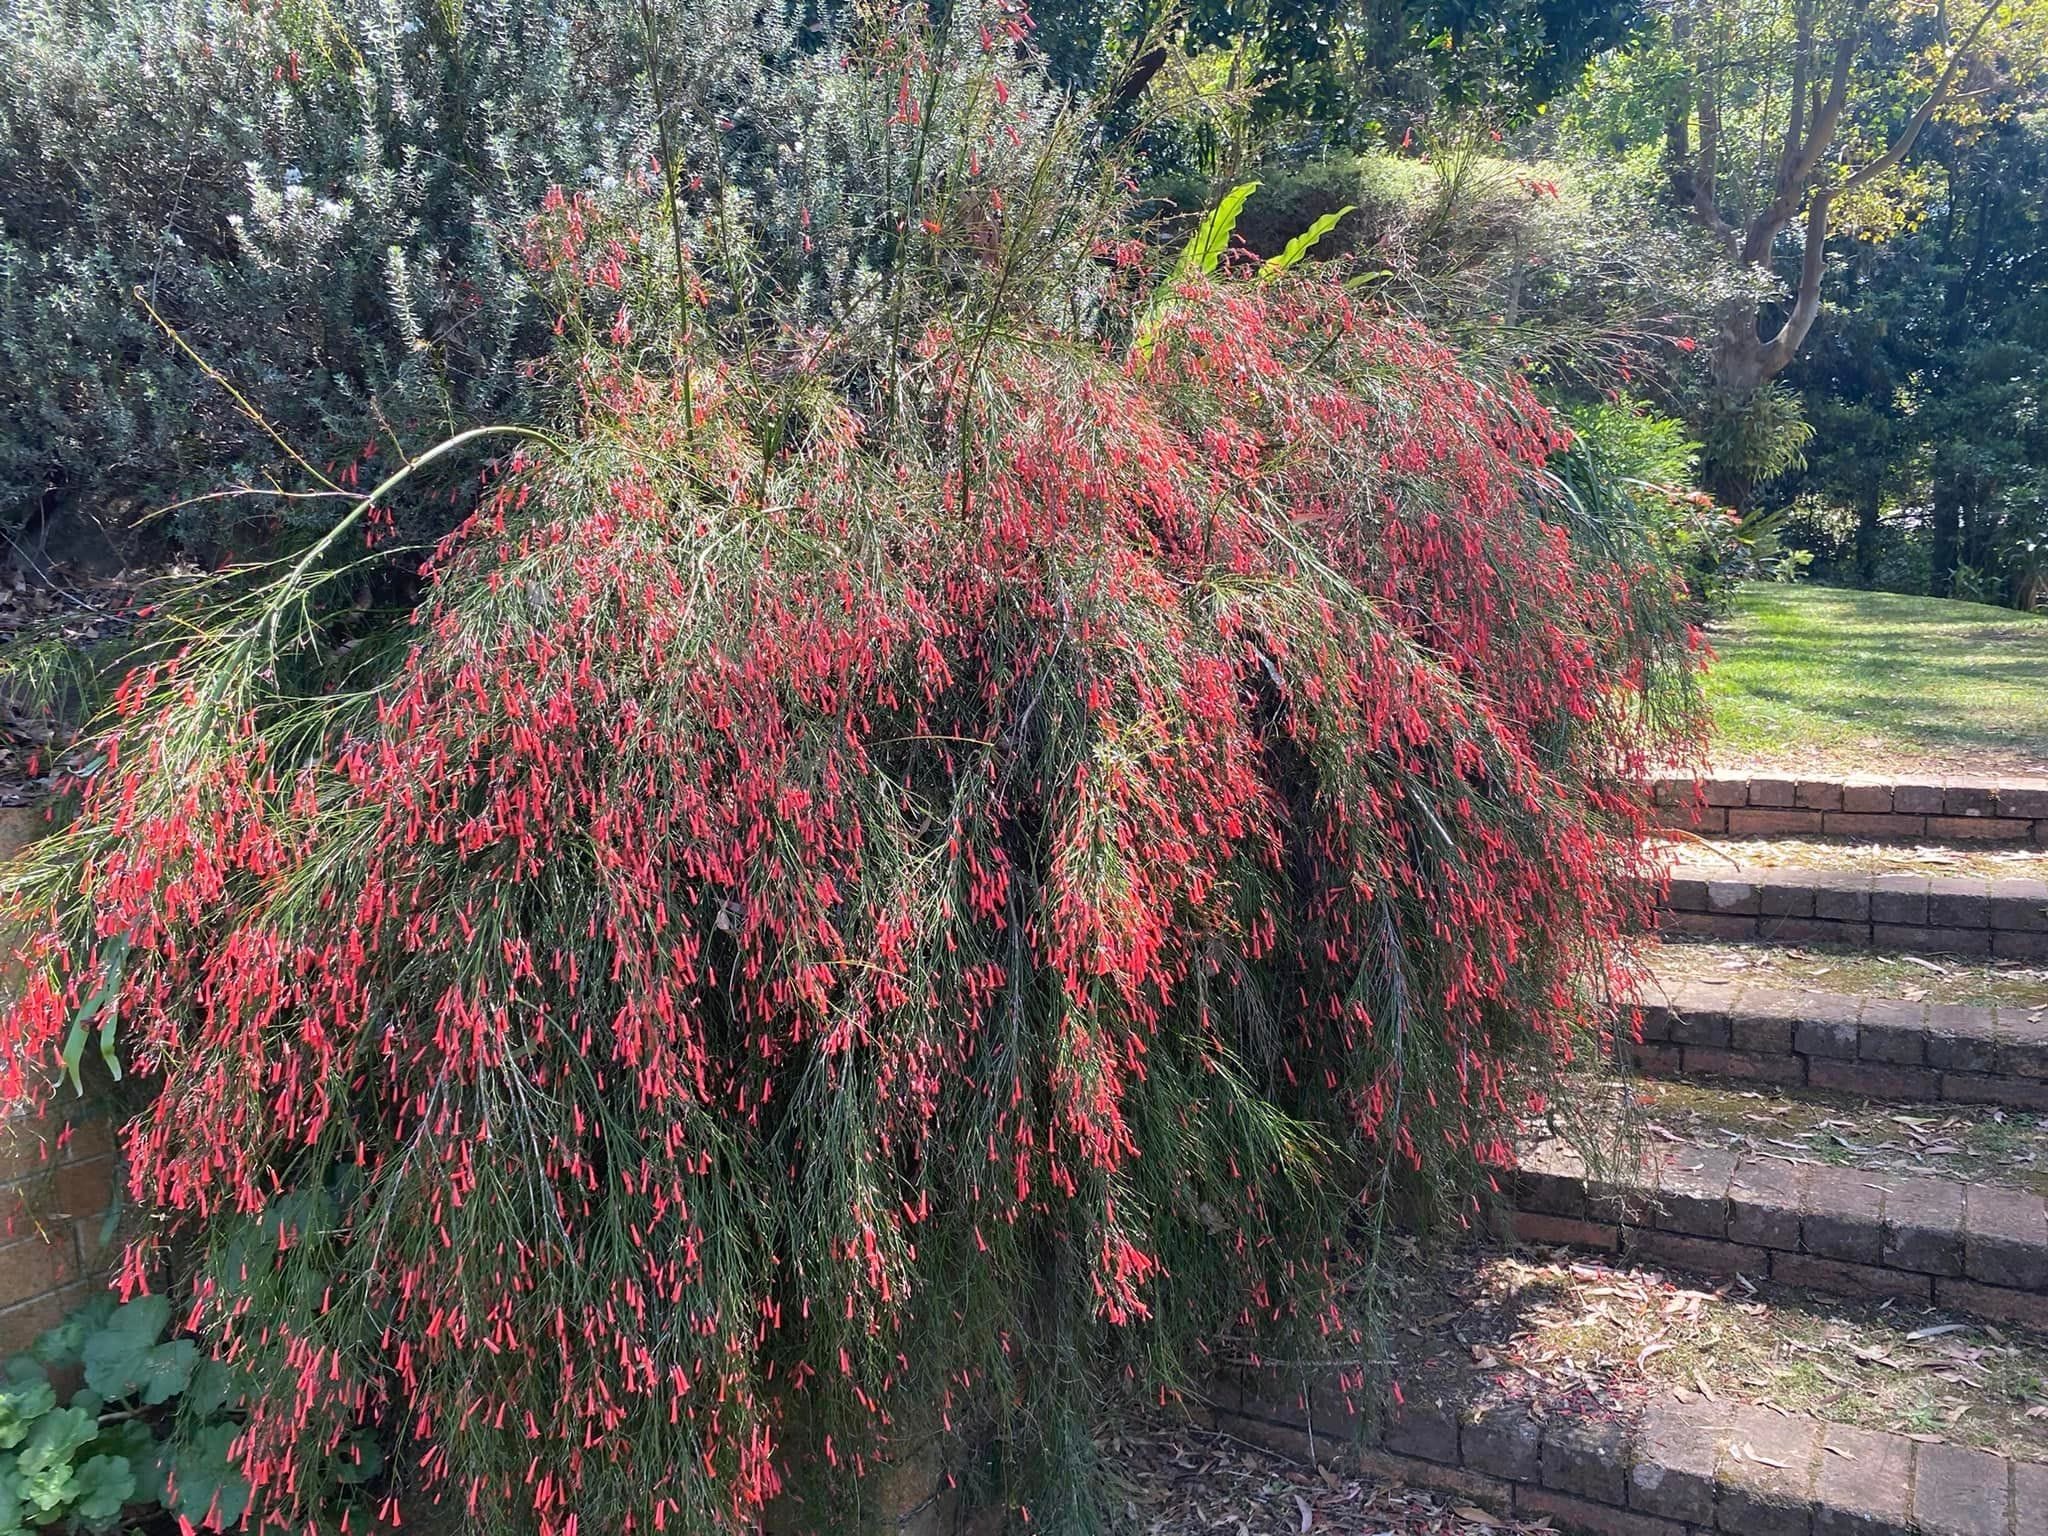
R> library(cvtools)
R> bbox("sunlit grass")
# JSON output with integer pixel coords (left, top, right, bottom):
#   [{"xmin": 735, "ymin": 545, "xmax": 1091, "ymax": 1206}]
[{"xmin": 1706, "ymin": 584, "xmax": 2048, "ymax": 776}]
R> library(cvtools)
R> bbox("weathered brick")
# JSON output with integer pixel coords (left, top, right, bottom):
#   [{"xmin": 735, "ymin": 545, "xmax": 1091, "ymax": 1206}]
[
  {"xmin": 1926, "ymin": 878, "xmax": 1990, "ymax": 929},
  {"xmin": 1714, "ymin": 1404, "xmax": 1820, "ymax": 1536},
  {"xmin": 1748, "ymin": 777, "xmax": 1798, "ymax": 808},
  {"xmin": 1670, "ymin": 1002, "xmax": 1735, "ymax": 1048},
  {"xmin": 1800, "ymin": 1169, "xmax": 1886, "ymax": 1263},
  {"xmin": 1997, "ymin": 1022, "xmax": 2048, "ymax": 1079},
  {"xmin": 1625, "ymin": 1228, "xmax": 1765, "ymax": 1278},
  {"xmin": 1934, "ymin": 1276, "xmax": 2048, "ymax": 1329},
  {"xmin": 1793, "ymin": 1006, "xmax": 1862, "ymax": 1060},
  {"xmin": 1756, "ymin": 870, "xmax": 1822, "ymax": 915},
  {"xmin": 1383, "ymin": 1398, "xmax": 1461, "ymax": 1464},
  {"xmin": 1626, "ymin": 1042, "xmax": 1684, "ymax": 1076},
  {"xmin": 1878, "ymin": 1174, "xmax": 1965, "ymax": 1277},
  {"xmin": 1854, "ymin": 1000, "xmax": 1926, "ymax": 1063},
  {"xmin": 1939, "ymin": 781, "xmax": 1999, "ymax": 818},
  {"xmin": 1732, "ymin": 808, "xmax": 1824, "ymax": 837},
  {"xmin": 1986, "ymin": 880, "xmax": 2048, "ymax": 932},
  {"xmin": 1770, "ymin": 1252, "xmax": 1932, "ymax": 1303},
  {"xmin": 1892, "ymin": 782, "xmax": 1944, "ymax": 814},
  {"xmin": 1927, "ymin": 815, "xmax": 2032, "ymax": 842},
  {"xmin": 1872, "ymin": 924, "xmax": 1991, "ymax": 957},
  {"xmin": 1666, "ymin": 875, "xmax": 1710, "ymax": 912},
  {"xmin": 1683, "ymin": 1047, "xmax": 1805, "ymax": 1086},
  {"xmin": 1808, "ymin": 1058, "xmax": 1939, "ymax": 1099},
  {"xmin": 1542, "ymin": 1415, "xmax": 1631, "ymax": 1505},
  {"xmin": 61, "ymin": 1117, "xmax": 116, "ymax": 1166},
  {"xmin": 1868, "ymin": 876, "xmax": 1930, "ymax": 926},
  {"xmin": 1767, "ymin": 917, "xmax": 1869, "ymax": 948},
  {"xmin": 0, "ymin": 1231, "xmax": 81, "ymax": 1305},
  {"xmin": 1636, "ymin": 1000, "xmax": 1680, "ymax": 1043},
  {"xmin": 1997, "ymin": 781, "xmax": 2048, "ymax": 817},
  {"xmin": 1961, "ymin": 1186, "xmax": 2048, "ymax": 1290},
  {"xmin": 43, "ymin": 1157, "xmax": 115, "ymax": 1221},
  {"xmin": 1811, "ymin": 878, "xmax": 1874, "ymax": 923},
  {"xmin": 1838, "ymin": 779, "xmax": 1894, "ymax": 814},
  {"xmin": 1589, "ymin": 1177, "xmax": 1655, "ymax": 1226},
  {"xmin": 1513, "ymin": 1211, "xmax": 1618, "ymax": 1251},
  {"xmin": 1629, "ymin": 1398, "xmax": 1719, "ymax": 1525},
  {"xmin": 2012, "ymin": 1458, "xmax": 2048, "ymax": 1536},
  {"xmin": 1708, "ymin": 879, "xmax": 1764, "ymax": 917},
  {"xmin": 1652, "ymin": 1146, "xmax": 1738, "ymax": 1237},
  {"xmin": 1992, "ymin": 930, "xmax": 2048, "ymax": 962},
  {"xmin": 1663, "ymin": 803, "xmax": 1729, "ymax": 833},
  {"xmin": 1910, "ymin": 1442, "xmax": 2009, "ymax": 1536},
  {"xmin": 1516, "ymin": 1142, "xmax": 1590, "ymax": 1216},
  {"xmin": 1727, "ymin": 993, "xmax": 1799, "ymax": 1054},
  {"xmin": 1826, "ymin": 810, "xmax": 1933, "ymax": 840},
  {"xmin": 1516, "ymin": 1486, "xmax": 1687, "ymax": 1536},
  {"xmin": 1939, "ymin": 1073, "xmax": 2048, "ymax": 1111},
  {"xmin": 1728, "ymin": 1159, "xmax": 1808, "ymax": 1252},
  {"xmin": 1461, "ymin": 1408, "xmax": 1542, "ymax": 1483},
  {"xmin": 0, "ymin": 1282, "xmax": 89, "ymax": 1356},
  {"xmin": 1811, "ymin": 1422, "xmax": 1912, "ymax": 1536},
  {"xmin": 1662, "ymin": 912, "xmax": 1759, "ymax": 941},
  {"xmin": 1921, "ymin": 1005, "xmax": 1998, "ymax": 1073},
  {"xmin": 1703, "ymin": 778, "xmax": 1751, "ymax": 808},
  {"xmin": 1794, "ymin": 780, "xmax": 1844, "ymax": 812}
]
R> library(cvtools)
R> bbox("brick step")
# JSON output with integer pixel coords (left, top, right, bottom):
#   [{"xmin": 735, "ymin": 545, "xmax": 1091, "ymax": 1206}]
[
  {"xmin": 1629, "ymin": 981, "xmax": 2048, "ymax": 1108},
  {"xmin": 1659, "ymin": 867, "xmax": 2048, "ymax": 959},
  {"xmin": 1216, "ymin": 1382, "xmax": 2043, "ymax": 1536},
  {"xmin": 1650, "ymin": 771, "xmax": 2048, "ymax": 846},
  {"xmin": 1510, "ymin": 1140, "xmax": 2048, "ymax": 1330}
]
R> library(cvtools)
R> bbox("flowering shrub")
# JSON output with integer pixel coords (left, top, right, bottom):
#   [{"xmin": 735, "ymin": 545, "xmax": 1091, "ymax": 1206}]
[{"xmin": 1, "ymin": 2, "xmax": 1702, "ymax": 1531}]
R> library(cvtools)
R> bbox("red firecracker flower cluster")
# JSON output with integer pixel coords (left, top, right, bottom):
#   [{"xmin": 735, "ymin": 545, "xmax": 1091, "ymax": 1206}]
[{"xmin": 1, "ymin": 25, "xmax": 1700, "ymax": 1528}]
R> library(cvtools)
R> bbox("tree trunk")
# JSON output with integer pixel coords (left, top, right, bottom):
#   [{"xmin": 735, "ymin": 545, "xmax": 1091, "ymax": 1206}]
[
  {"xmin": 1855, "ymin": 482, "xmax": 1881, "ymax": 586},
  {"xmin": 1709, "ymin": 300, "xmax": 1772, "ymax": 396},
  {"xmin": 1930, "ymin": 481, "xmax": 1962, "ymax": 596}
]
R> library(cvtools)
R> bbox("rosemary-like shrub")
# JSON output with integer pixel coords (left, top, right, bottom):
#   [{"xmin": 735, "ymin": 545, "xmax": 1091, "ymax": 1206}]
[{"xmin": 2, "ymin": 2, "xmax": 1701, "ymax": 1531}]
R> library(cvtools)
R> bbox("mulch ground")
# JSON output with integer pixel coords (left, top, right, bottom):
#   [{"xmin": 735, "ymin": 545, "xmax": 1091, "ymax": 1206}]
[
  {"xmin": 0, "ymin": 558, "xmax": 161, "ymax": 805},
  {"xmin": 1107, "ymin": 1417, "xmax": 1546, "ymax": 1534}
]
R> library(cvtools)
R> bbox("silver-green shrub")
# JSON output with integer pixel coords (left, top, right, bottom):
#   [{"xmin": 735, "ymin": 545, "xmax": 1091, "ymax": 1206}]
[{"xmin": 0, "ymin": 0, "xmax": 662, "ymax": 550}]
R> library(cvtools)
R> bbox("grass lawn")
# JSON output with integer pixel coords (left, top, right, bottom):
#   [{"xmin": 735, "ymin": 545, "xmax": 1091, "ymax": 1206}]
[{"xmin": 1706, "ymin": 584, "xmax": 2048, "ymax": 777}]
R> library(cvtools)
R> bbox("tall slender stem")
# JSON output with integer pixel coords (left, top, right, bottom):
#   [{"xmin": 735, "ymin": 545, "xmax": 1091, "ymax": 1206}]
[{"xmin": 638, "ymin": 0, "xmax": 697, "ymax": 439}]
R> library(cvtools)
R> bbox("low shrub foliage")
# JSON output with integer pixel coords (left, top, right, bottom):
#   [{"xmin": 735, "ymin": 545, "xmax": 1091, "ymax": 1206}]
[{"xmin": 1, "ymin": 1, "xmax": 1702, "ymax": 1531}]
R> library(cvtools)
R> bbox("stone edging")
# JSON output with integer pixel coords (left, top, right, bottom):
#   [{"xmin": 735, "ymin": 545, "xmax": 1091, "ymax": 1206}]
[
  {"xmin": 1630, "ymin": 984, "xmax": 2048, "ymax": 1109},
  {"xmin": 1513, "ymin": 1140, "xmax": 2048, "ymax": 1330},
  {"xmin": 1659, "ymin": 868, "xmax": 2048, "ymax": 959},
  {"xmin": 1650, "ymin": 773, "xmax": 2048, "ymax": 846},
  {"xmin": 1214, "ymin": 1380, "xmax": 2044, "ymax": 1536}
]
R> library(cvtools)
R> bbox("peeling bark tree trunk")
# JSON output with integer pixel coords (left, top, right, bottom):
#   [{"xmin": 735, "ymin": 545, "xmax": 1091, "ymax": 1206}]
[{"xmin": 1671, "ymin": 0, "xmax": 2002, "ymax": 394}]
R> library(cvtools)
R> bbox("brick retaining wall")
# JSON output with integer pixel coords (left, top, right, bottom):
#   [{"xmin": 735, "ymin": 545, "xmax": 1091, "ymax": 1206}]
[
  {"xmin": 1659, "ymin": 868, "xmax": 2048, "ymax": 958},
  {"xmin": 1513, "ymin": 1140, "xmax": 2048, "ymax": 1330},
  {"xmin": 1650, "ymin": 773, "xmax": 2048, "ymax": 845},
  {"xmin": 0, "ymin": 804, "xmax": 118, "ymax": 1347},
  {"xmin": 1216, "ymin": 1380, "xmax": 2045, "ymax": 1536},
  {"xmin": 1631, "ymin": 984, "xmax": 2048, "ymax": 1109}
]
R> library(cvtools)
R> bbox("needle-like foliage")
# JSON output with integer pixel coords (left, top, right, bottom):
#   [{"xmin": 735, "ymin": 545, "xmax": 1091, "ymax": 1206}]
[{"xmin": 1, "ymin": 2, "xmax": 1702, "ymax": 1531}]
